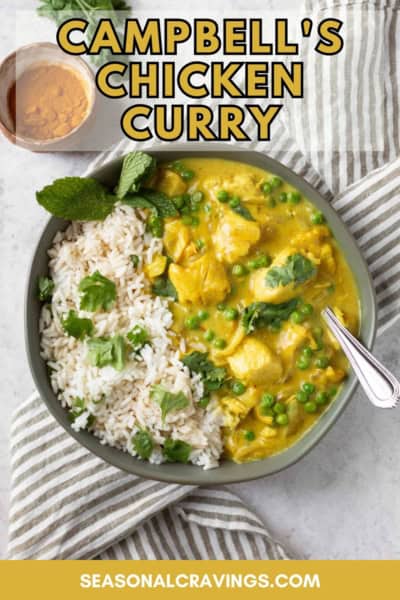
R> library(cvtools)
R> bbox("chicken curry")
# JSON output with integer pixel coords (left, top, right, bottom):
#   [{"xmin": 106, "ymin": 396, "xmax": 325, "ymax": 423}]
[{"xmin": 146, "ymin": 157, "xmax": 360, "ymax": 463}]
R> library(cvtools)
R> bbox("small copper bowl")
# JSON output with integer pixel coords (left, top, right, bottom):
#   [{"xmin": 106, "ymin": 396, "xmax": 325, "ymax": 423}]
[{"xmin": 0, "ymin": 42, "xmax": 96, "ymax": 152}]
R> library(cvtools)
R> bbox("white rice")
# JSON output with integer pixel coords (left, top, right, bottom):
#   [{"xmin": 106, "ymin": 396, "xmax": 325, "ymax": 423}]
[{"xmin": 39, "ymin": 205, "xmax": 224, "ymax": 469}]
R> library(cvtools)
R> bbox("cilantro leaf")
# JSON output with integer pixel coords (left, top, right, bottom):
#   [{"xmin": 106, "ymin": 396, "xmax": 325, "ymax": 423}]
[
  {"xmin": 36, "ymin": 177, "xmax": 116, "ymax": 221},
  {"xmin": 79, "ymin": 271, "xmax": 116, "ymax": 312},
  {"xmin": 162, "ymin": 439, "xmax": 192, "ymax": 463},
  {"xmin": 231, "ymin": 202, "xmax": 255, "ymax": 221},
  {"xmin": 265, "ymin": 254, "xmax": 316, "ymax": 289},
  {"xmin": 61, "ymin": 310, "xmax": 94, "ymax": 340},
  {"xmin": 87, "ymin": 335, "xmax": 126, "ymax": 371},
  {"xmin": 37, "ymin": 276, "xmax": 54, "ymax": 301},
  {"xmin": 116, "ymin": 152, "xmax": 156, "ymax": 199},
  {"xmin": 182, "ymin": 352, "xmax": 227, "ymax": 393},
  {"xmin": 127, "ymin": 325, "xmax": 150, "ymax": 353},
  {"xmin": 151, "ymin": 276, "xmax": 178, "ymax": 300},
  {"xmin": 242, "ymin": 299, "xmax": 300, "ymax": 334},
  {"xmin": 150, "ymin": 385, "xmax": 189, "ymax": 422},
  {"xmin": 132, "ymin": 429, "xmax": 154, "ymax": 460}
]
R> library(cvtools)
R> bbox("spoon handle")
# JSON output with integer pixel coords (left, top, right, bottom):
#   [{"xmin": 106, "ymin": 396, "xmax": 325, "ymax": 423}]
[{"xmin": 322, "ymin": 307, "xmax": 400, "ymax": 409}]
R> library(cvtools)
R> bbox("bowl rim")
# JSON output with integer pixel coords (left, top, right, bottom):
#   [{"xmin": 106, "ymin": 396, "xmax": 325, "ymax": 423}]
[
  {"xmin": 0, "ymin": 42, "xmax": 96, "ymax": 147},
  {"xmin": 24, "ymin": 143, "xmax": 377, "ymax": 485}
]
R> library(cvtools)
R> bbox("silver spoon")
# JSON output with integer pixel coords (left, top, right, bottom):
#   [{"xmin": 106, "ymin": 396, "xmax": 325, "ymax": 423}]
[{"xmin": 321, "ymin": 307, "xmax": 400, "ymax": 409}]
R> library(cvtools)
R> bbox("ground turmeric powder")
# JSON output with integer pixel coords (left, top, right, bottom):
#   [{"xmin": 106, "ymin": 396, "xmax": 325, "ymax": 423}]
[{"xmin": 8, "ymin": 63, "xmax": 89, "ymax": 141}]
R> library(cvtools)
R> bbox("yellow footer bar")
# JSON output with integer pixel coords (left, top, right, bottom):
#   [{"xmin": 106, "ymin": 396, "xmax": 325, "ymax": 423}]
[{"xmin": 0, "ymin": 560, "xmax": 396, "ymax": 599}]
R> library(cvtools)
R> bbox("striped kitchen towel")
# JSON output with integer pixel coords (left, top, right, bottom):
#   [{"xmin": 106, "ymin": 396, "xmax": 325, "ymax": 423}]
[
  {"xmin": 7, "ymin": 394, "xmax": 289, "ymax": 560},
  {"xmin": 8, "ymin": 0, "xmax": 400, "ymax": 559}
]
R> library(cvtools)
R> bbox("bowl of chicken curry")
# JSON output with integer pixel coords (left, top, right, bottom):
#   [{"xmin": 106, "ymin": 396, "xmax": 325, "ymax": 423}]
[{"xmin": 27, "ymin": 145, "xmax": 376, "ymax": 484}]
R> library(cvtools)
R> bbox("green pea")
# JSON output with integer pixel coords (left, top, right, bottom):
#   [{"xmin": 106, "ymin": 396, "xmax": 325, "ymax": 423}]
[
  {"xmin": 315, "ymin": 356, "xmax": 330, "ymax": 369},
  {"xmin": 182, "ymin": 215, "xmax": 193, "ymax": 226},
  {"xmin": 262, "ymin": 181, "xmax": 272, "ymax": 194},
  {"xmin": 198, "ymin": 309, "xmax": 209, "ymax": 321},
  {"xmin": 191, "ymin": 191, "xmax": 203, "ymax": 204},
  {"xmin": 297, "ymin": 357, "xmax": 310, "ymax": 370},
  {"xmin": 190, "ymin": 216, "xmax": 200, "ymax": 227},
  {"xmin": 256, "ymin": 255, "xmax": 271, "ymax": 268},
  {"xmin": 288, "ymin": 191, "xmax": 301, "ymax": 204},
  {"xmin": 217, "ymin": 190, "xmax": 229, "ymax": 203},
  {"xmin": 198, "ymin": 395, "xmax": 210, "ymax": 409},
  {"xmin": 195, "ymin": 239, "xmax": 205, "ymax": 251},
  {"xmin": 300, "ymin": 303, "xmax": 314, "ymax": 316},
  {"xmin": 316, "ymin": 391, "xmax": 329, "ymax": 406},
  {"xmin": 185, "ymin": 316, "xmax": 200, "ymax": 330},
  {"xmin": 181, "ymin": 169, "xmax": 195, "ymax": 181},
  {"xmin": 296, "ymin": 390, "xmax": 309, "ymax": 404},
  {"xmin": 275, "ymin": 413, "xmax": 289, "ymax": 426},
  {"xmin": 232, "ymin": 264, "xmax": 247, "ymax": 277},
  {"xmin": 204, "ymin": 329, "xmax": 215, "ymax": 342},
  {"xmin": 270, "ymin": 176, "xmax": 282, "ymax": 189},
  {"xmin": 224, "ymin": 307, "xmax": 239, "ymax": 321},
  {"xmin": 304, "ymin": 401, "xmax": 318, "ymax": 414},
  {"xmin": 213, "ymin": 338, "xmax": 227, "ymax": 349},
  {"xmin": 273, "ymin": 402, "xmax": 286, "ymax": 415},
  {"xmin": 244, "ymin": 430, "xmax": 256, "ymax": 442},
  {"xmin": 229, "ymin": 196, "xmax": 241, "ymax": 208},
  {"xmin": 261, "ymin": 393, "xmax": 275, "ymax": 408},
  {"xmin": 232, "ymin": 381, "xmax": 246, "ymax": 395},
  {"xmin": 172, "ymin": 195, "xmax": 185, "ymax": 209},
  {"xmin": 290, "ymin": 311, "xmax": 304, "ymax": 325},
  {"xmin": 311, "ymin": 211, "xmax": 325, "ymax": 225},
  {"xmin": 172, "ymin": 160, "xmax": 184, "ymax": 171},
  {"xmin": 329, "ymin": 386, "xmax": 338, "ymax": 398},
  {"xmin": 246, "ymin": 259, "xmax": 259, "ymax": 271},
  {"xmin": 279, "ymin": 192, "xmax": 287, "ymax": 203},
  {"xmin": 302, "ymin": 382, "xmax": 315, "ymax": 395},
  {"xmin": 217, "ymin": 303, "xmax": 227, "ymax": 312},
  {"xmin": 302, "ymin": 346, "xmax": 313, "ymax": 358}
]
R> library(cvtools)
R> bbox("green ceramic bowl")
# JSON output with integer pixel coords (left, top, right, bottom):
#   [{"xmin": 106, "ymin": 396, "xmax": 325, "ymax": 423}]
[{"xmin": 25, "ymin": 144, "xmax": 377, "ymax": 485}]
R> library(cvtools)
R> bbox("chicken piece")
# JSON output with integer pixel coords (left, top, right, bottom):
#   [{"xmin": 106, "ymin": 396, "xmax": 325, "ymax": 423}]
[
  {"xmin": 205, "ymin": 173, "xmax": 266, "ymax": 204},
  {"xmin": 285, "ymin": 396, "xmax": 304, "ymax": 436},
  {"xmin": 156, "ymin": 168, "xmax": 187, "ymax": 197},
  {"xmin": 163, "ymin": 220, "xmax": 190, "ymax": 263},
  {"xmin": 276, "ymin": 322, "xmax": 312, "ymax": 370},
  {"xmin": 291, "ymin": 226, "xmax": 331, "ymax": 260},
  {"xmin": 212, "ymin": 209, "xmax": 261, "ymax": 264},
  {"xmin": 227, "ymin": 338, "xmax": 283, "ymax": 386},
  {"xmin": 169, "ymin": 252, "xmax": 230, "ymax": 306},
  {"xmin": 144, "ymin": 254, "xmax": 167, "ymax": 279},
  {"xmin": 226, "ymin": 425, "xmax": 277, "ymax": 463},
  {"xmin": 320, "ymin": 243, "xmax": 336, "ymax": 274},
  {"xmin": 221, "ymin": 387, "xmax": 259, "ymax": 429},
  {"xmin": 249, "ymin": 249, "xmax": 317, "ymax": 303}
]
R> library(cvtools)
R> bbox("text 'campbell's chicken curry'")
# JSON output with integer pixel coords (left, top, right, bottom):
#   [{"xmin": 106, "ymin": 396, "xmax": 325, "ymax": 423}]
[{"xmin": 142, "ymin": 157, "xmax": 360, "ymax": 463}]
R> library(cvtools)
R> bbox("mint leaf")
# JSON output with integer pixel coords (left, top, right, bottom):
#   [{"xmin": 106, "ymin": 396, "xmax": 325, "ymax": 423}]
[
  {"xmin": 231, "ymin": 202, "xmax": 255, "ymax": 221},
  {"xmin": 36, "ymin": 177, "xmax": 116, "ymax": 221},
  {"xmin": 61, "ymin": 310, "xmax": 94, "ymax": 340},
  {"xmin": 127, "ymin": 325, "xmax": 150, "ymax": 353},
  {"xmin": 242, "ymin": 298, "xmax": 299, "ymax": 334},
  {"xmin": 79, "ymin": 271, "xmax": 116, "ymax": 312},
  {"xmin": 162, "ymin": 439, "xmax": 192, "ymax": 463},
  {"xmin": 182, "ymin": 352, "xmax": 226, "ymax": 393},
  {"xmin": 116, "ymin": 152, "xmax": 156, "ymax": 199},
  {"xmin": 38, "ymin": 276, "xmax": 54, "ymax": 301},
  {"xmin": 150, "ymin": 385, "xmax": 189, "ymax": 421},
  {"xmin": 151, "ymin": 276, "xmax": 177, "ymax": 300},
  {"xmin": 132, "ymin": 429, "xmax": 154, "ymax": 460},
  {"xmin": 123, "ymin": 195, "xmax": 155, "ymax": 210},
  {"xmin": 124, "ymin": 190, "xmax": 178, "ymax": 218},
  {"xmin": 265, "ymin": 254, "xmax": 316, "ymax": 289},
  {"xmin": 87, "ymin": 335, "xmax": 126, "ymax": 371}
]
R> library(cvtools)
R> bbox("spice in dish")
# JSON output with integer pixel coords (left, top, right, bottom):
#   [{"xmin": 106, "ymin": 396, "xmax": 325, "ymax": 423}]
[{"xmin": 8, "ymin": 63, "xmax": 89, "ymax": 140}]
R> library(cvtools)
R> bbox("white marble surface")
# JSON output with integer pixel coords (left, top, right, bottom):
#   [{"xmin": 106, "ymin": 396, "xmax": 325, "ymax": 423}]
[{"xmin": 1, "ymin": 0, "xmax": 400, "ymax": 561}]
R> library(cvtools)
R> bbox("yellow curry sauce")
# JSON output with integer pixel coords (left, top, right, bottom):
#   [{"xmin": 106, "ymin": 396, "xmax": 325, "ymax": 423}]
[{"xmin": 146, "ymin": 158, "xmax": 360, "ymax": 463}]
